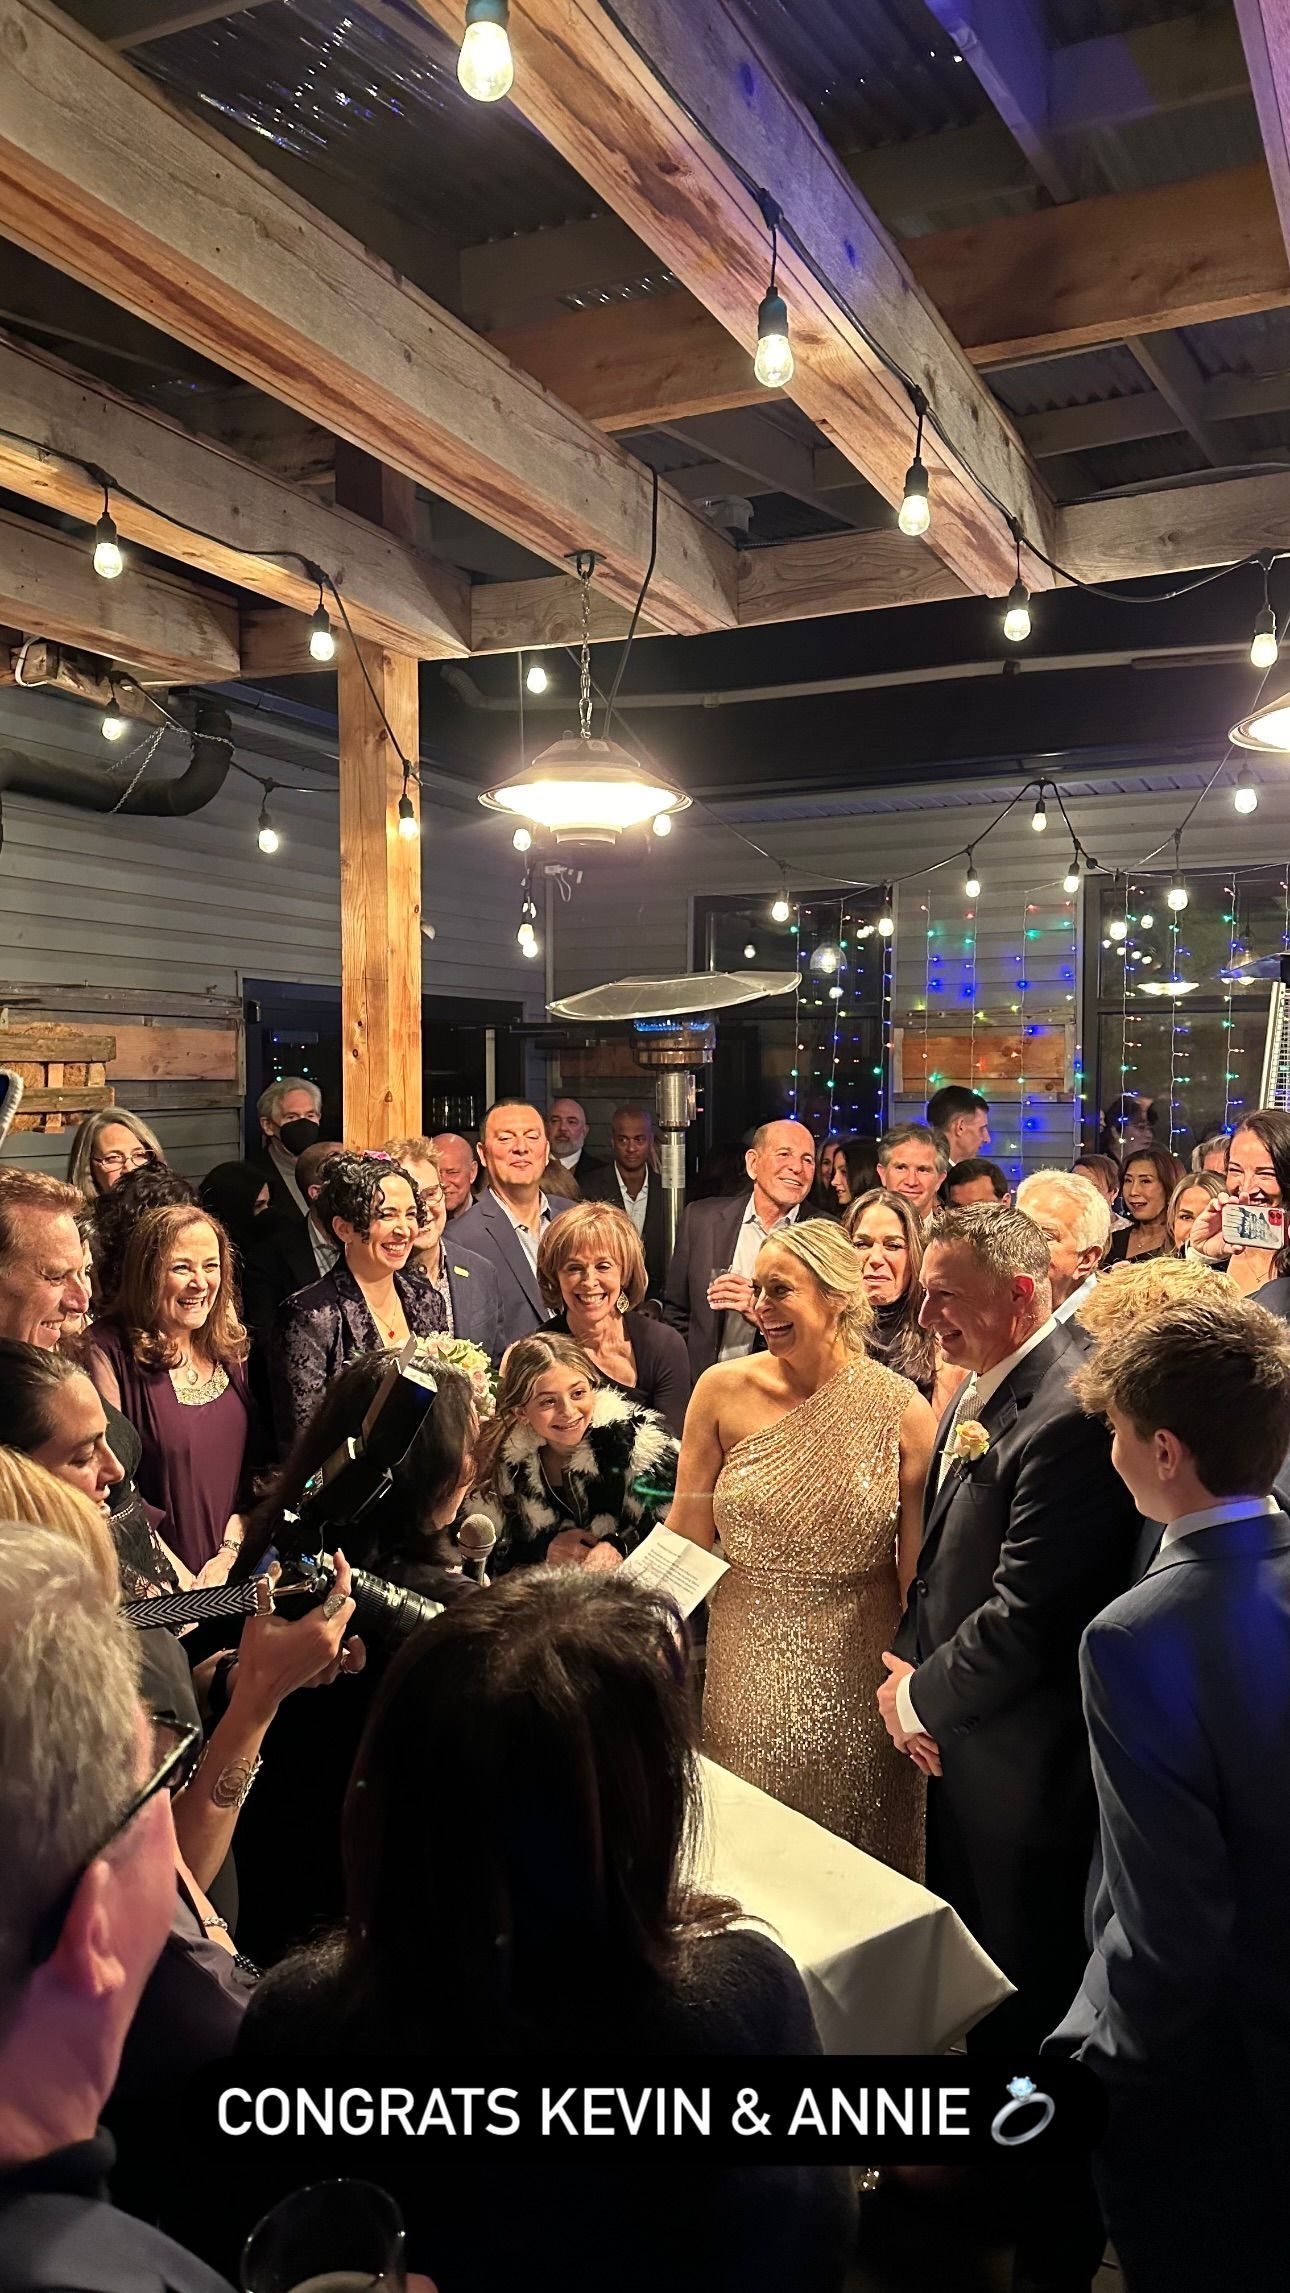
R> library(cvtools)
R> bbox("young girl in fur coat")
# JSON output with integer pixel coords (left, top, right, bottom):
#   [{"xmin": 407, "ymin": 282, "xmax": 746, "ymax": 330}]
[{"xmin": 474, "ymin": 1333, "xmax": 680, "ymax": 1574}]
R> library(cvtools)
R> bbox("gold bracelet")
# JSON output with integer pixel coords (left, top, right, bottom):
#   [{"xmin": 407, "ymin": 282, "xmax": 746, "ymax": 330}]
[{"xmin": 209, "ymin": 1754, "xmax": 263, "ymax": 1810}]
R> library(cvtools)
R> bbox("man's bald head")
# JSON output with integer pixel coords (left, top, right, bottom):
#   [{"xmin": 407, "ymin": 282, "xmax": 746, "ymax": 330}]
[
  {"xmin": 432, "ymin": 1131, "xmax": 479, "ymax": 1217},
  {"xmin": 746, "ymin": 1121, "xmax": 817, "ymax": 1217}
]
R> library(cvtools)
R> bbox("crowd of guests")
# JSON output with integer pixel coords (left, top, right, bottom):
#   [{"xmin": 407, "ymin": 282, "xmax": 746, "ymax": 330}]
[{"xmin": 0, "ymin": 1075, "xmax": 1287, "ymax": 2289}]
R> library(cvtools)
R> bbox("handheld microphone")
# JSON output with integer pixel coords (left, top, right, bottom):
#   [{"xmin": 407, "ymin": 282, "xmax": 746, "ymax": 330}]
[{"xmin": 457, "ymin": 1512, "xmax": 497, "ymax": 1587}]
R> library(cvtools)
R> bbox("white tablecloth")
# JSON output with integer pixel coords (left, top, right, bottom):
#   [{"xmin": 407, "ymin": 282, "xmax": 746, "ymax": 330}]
[{"xmin": 697, "ymin": 1758, "xmax": 1012, "ymax": 2056}]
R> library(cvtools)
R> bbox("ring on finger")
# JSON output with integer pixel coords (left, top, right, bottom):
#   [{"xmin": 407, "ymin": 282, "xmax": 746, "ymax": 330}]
[{"xmin": 322, "ymin": 1589, "xmax": 346, "ymax": 1621}]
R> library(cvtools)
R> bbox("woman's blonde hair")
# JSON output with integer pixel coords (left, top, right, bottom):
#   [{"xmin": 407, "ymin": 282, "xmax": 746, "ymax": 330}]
[
  {"xmin": 1166, "ymin": 1168, "xmax": 1225, "ymax": 1244},
  {"xmin": 756, "ymin": 1217, "xmax": 873, "ymax": 1351},
  {"xmin": 473, "ymin": 1333, "xmax": 600, "ymax": 1488},
  {"xmin": 1074, "ymin": 1254, "xmax": 1235, "ymax": 1347},
  {"xmin": 538, "ymin": 1200, "xmax": 648, "ymax": 1313},
  {"xmin": 0, "ymin": 1448, "xmax": 118, "ymax": 1599},
  {"xmin": 382, "ymin": 1137, "xmax": 440, "ymax": 1176}
]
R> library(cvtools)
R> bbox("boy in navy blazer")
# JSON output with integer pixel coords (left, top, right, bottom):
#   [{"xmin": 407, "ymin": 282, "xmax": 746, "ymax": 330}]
[{"xmin": 1057, "ymin": 1291, "xmax": 1290, "ymax": 2288}]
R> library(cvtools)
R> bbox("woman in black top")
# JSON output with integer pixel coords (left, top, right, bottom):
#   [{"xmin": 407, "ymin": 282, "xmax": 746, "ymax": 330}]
[
  {"xmin": 844, "ymin": 1187, "xmax": 943, "ymax": 1403},
  {"xmin": 538, "ymin": 1198, "xmax": 691, "ymax": 1434},
  {"xmin": 239, "ymin": 1572, "xmax": 854, "ymax": 2293},
  {"xmin": 1105, "ymin": 1146, "xmax": 1187, "ymax": 1265}
]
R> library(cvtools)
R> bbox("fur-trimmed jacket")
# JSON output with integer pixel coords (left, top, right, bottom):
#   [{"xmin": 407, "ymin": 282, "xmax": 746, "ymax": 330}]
[{"xmin": 478, "ymin": 1388, "xmax": 681, "ymax": 1572}]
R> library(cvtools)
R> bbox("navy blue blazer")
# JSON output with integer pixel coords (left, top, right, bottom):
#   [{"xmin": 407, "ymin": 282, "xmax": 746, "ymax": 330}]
[
  {"xmin": 442, "ymin": 1240, "xmax": 504, "ymax": 1364},
  {"xmin": 448, "ymin": 1191, "xmax": 569, "ymax": 1350},
  {"xmin": 1054, "ymin": 1510, "xmax": 1290, "ymax": 2106}
]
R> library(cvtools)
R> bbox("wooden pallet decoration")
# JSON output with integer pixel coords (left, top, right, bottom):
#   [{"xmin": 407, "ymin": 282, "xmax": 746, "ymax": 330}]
[{"xmin": 0, "ymin": 1022, "xmax": 116, "ymax": 1134}]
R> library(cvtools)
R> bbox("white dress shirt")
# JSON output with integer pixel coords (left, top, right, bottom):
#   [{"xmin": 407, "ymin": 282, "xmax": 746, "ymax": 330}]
[
  {"xmin": 1158, "ymin": 1493, "xmax": 1280, "ymax": 1554},
  {"xmin": 717, "ymin": 1197, "xmax": 801, "ymax": 1360},
  {"xmin": 616, "ymin": 1164, "xmax": 649, "ymax": 1237},
  {"xmin": 898, "ymin": 1316, "xmax": 1058, "ymax": 1737},
  {"xmin": 1053, "ymin": 1272, "xmax": 1097, "ymax": 1325},
  {"xmin": 489, "ymin": 1187, "xmax": 551, "ymax": 1277}
]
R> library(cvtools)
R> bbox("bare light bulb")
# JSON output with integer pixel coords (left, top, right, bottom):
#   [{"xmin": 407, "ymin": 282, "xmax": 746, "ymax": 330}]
[
  {"xmin": 743, "ymin": 942, "xmax": 757, "ymax": 960},
  {"xmin": 101, "ymin": 700, "xmax": 127, "ymax": 742},
  {"xmin": 898, "ymin": 458, "xmax": 930, "ymax": 537},
  {"xmin": 1002, "ymin": 579, "xmax": 1031, "ymax": 644},
  {"xmin": 1234, "ymin": 768, "xmax": 1259, "ymax": 815},
  {"xmin": 754, "ymin": 291, "xmax": 794, "ymax": 389},
  {"xmin": 93, "ymin": 513, "xmax": 123, "ymax": 580},
  {"xmin": 1063, "ymin": 860, "xmax": 1081, "ymax": 895},
  {"xmin": 512, "ymin": 826, "xmax": 533, "ymax": 852},
  {"xmin": 1251, "ymin": 607, "xmax": 1279, "ymax": 670},
  {"xmin": 771, "ymin": 893, "xmax": 791, "ymax": 923},
  {"xmin": 1167, "ymin": 876, "xmax": 1190, "ymax": 912},
  {"xmin": 397, "ymin": 792, "xmax": 420, "ymax": 840},
  {"xmin": 964, "ymin": 856, "xmax": 981, "ymax": 899},
  {"xmin": 1031, "ymin": 795, "xmax": 1048, "ymax": 832},
  {"xmin": 457, "ymin": 0, "xmax": 513, "ymax": 100},
  {"xmin": 257, "ymin": 806, "xmax": 280, "ymax": 856},
  {"xmin": 1138, "ymin": 912, "xmax": 1154, "ymax": 931},
  {"xmin": 1108, "ymin": 917, "xmax": 1128, "ymax": 942},
  {"xmin": 877, "ymin": 912, "xmax": 895, "ymax": 938},
  {"xmin": 309, "ymin": 606, "xmax": 336, "ymax": 663},
  {"xmin": 651, "ymin": 811, "xmax": 672, "ymax": 836},
  {"xmin": 815, "ymin": 946, "xmax": 839, "ymax": 975},
  {"xmin": 525, "ymin": 658, "xmax": 548, "ymax": 694}
]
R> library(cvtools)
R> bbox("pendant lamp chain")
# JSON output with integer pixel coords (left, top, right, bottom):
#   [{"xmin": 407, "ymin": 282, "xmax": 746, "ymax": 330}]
[{"xmin": 577, "ymin": 550, "xmax": 595, "ymax": 744}]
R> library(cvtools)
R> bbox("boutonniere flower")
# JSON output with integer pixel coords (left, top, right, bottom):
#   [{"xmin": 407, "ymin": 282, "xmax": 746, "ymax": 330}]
[{"xmin": 949, "ymin": 1418, "xmax": 990, "ymax": 1464}]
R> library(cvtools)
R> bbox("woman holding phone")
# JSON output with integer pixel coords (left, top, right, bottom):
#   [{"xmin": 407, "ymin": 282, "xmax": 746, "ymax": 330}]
[{"xmin": 1187, "ymin": 1110, "xmax": 1290, "ymax": 1297}]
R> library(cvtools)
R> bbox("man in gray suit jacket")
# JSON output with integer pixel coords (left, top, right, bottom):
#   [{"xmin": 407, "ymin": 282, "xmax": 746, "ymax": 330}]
[
  {"xmin": 1054, "ymin": 1291, "xmax": 1290, "ymax": 2288},
  {"xmin": 663, "ymin": 1120, "xmax": 816, "ymax": 1380},
  {"xmin": 449, "ymin": 1099, "xmax": 570, "ymax": 1350}
]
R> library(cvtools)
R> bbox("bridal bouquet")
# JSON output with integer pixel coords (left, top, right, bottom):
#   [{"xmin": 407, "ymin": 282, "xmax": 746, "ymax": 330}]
[{"xmin": 414, "ymin": 1334, "xmax": 497, "ymax": 1416}]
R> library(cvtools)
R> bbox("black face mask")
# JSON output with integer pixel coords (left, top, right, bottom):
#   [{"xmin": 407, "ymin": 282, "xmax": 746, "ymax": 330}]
[{"xmin": 278, "ymin": 1117, "xmax": 322, "ymax": 1157}]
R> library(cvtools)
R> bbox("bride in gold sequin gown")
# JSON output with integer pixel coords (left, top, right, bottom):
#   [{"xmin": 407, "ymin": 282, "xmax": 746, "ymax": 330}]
[{"xmin": 669, "ymin": 1219, "xmax": 937, "ymax": 1881}]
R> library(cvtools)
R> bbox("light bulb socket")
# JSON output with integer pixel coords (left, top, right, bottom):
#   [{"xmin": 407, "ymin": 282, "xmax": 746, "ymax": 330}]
[
  {"xmin": 465, "ymin": 0, "xmax": 508, "ymax": 23},
  {"xmin": 757, "ymin": 289, "xmax": 789, "ymax": 341}
]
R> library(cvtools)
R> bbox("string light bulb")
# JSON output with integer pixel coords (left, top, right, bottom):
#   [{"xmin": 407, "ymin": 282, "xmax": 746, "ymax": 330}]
[
  {"xmin": 1031, "ymin": 793, "xmax": 1048, "ymax": 832},
  {"xmin": 92, "ymin": 504, "xmax": 123, "ymax": 581},
  {"xmin": 101, "ymin": 697, "xmax": 127, "ymax": 742},
  {"xmin": 1063, "ymin": 851, "xmax": 1081, "ymax": 895},
  {"xmin": 964, "ymin": 851, "xmax": 981, "ymax": 899},
  {"xmin": 257, "ymin": 801, "xmax": 280, "ymax": 856},
  {"xmin": 877, "ymin": 909, "xmax": 895, "ymax": 938},
  {"xmin": 308, "ymin": 599, "xmax": 336, "ymax": 663},
  {"xmin": 651, "ymin": 811, "xmax": 672, "ymax": 836},
  {"xmin": 1251, "ymin": 606, "xmax": 1279, "ymax": 671},
  {"xmin": 743, "ymin": 942, "xmax": 757, "ymax": 960},
  {"xmin": 1003, "ymin": 579, "xmax": 1031, "ymax": 644},
  {"xmin": 1167, "ymin": 873, "xmax": 1190, "ymax": 912},
  {"xmin": 397, "ymin": 784, "xmax": 419, "ymax": 840},
  {"xmin": 1108, "ymin": 916, "xmax": 1128, "ymax": 942},
  {"xmin": 512, "ymin": 826, "xmax": 532, "ymax": 852},
  {"xmin": 898, "ymin": 389, "xmax": 930, "ymax": 536},
  {"xmin": 1234, "ymin": 764, "xmax": 1259, "ymax": 815},
  {"xmin": 771, "ymin": 886, "xmax": 792, "ymax": 923},
  {"xmin": 753, "ymin": 195, "xmax": 793, "ymax": 388},
  {"xmin": 457, "ymin": 0, "xmax": 513, "ymax": 101},
  {"xmin": 525, "ymin": 657, "xmax": 548, "ymax": 695}
]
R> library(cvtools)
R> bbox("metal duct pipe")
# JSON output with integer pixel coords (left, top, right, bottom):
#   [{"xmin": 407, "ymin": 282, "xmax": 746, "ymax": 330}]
[{"xmin": 0, "ymin": 703, "xmax": 233, "ymax": 816}]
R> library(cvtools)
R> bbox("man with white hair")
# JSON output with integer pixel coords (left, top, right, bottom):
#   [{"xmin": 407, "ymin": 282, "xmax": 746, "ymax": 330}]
[
  {"xmin": 1016, "ymin": 1168, "xmax": 1111, "ymax": 1325},
  {"xmin": 0, "ymin": 1526, "xmax": 234, "ymax": 2290},
  {"xmin": 251, "ymin": 1074, "xmax": 323, "ymax": 1220}
]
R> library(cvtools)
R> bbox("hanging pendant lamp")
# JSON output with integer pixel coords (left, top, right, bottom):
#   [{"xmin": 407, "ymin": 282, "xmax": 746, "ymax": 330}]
[{"xmin": 480, "ymin": 553, "xmax": 690, "ymax": 845}]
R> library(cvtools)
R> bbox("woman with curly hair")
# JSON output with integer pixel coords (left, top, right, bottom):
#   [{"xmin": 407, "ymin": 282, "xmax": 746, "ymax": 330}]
[
  {"xmin": 271, "ymin": 1148, "xmax": 447, "ymax": 1446},
  {"xmin": 86, "ymin": 1203, "xmax": 260, "ymax": 1574},
  {"xmin": 472, "ymin": 1332, "xmax": 680, "ymax": 1576}
]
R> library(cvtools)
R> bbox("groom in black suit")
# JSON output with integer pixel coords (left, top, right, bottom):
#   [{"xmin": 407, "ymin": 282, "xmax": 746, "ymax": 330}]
[
  {"xmin": 1052, "ymin": 1292, "xmax": 1290, "ymax": 2288},
  {"xmin": 880, "ymin": 1205, "xmax": 1139, "ymax": 2053}
]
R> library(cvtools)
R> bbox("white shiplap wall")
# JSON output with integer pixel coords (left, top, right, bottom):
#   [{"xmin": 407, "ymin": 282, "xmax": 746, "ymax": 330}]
[
  {"xmin": 0, "ymin": 688, "xmax": 543, "ymax": 1174},
  {"xmin": 549, "ymin": 769, "xmax": 1290, "ymax": 1182}
]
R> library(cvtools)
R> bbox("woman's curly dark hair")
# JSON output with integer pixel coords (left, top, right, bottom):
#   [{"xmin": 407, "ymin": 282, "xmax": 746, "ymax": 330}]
[{"xmin": 312, "ymin": 1150, "xmax": 423, "ymax": 1244}]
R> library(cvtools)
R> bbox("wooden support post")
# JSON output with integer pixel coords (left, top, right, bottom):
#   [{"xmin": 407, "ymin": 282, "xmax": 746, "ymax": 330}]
[{"xmin": 337, "ymin": 638, "xmax": 422, "ymax": 1146}]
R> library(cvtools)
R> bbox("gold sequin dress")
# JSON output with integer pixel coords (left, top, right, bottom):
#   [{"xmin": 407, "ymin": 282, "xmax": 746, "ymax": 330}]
[{"xmin": 704, "ymin": 1353, "xmax": 925, "ymax": 1880}]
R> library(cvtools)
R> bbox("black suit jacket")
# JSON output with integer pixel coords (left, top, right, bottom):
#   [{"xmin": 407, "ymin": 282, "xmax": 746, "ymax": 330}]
[
  {"xmin": 895, "ymin": 1321, "xmax": 1139, "ymax": 2038},
  {"xmin": 566, "ymin": 1146, "xmax": 607, "ymax": 1181},
  {"xmin": 580, "ymin": 1162, "xmax": 669, "ymax": 1297},
  {"xmin": 239, "ymin": 1208, "xmax": 324, "ymax": 1339},
  {"xmin": 246, "ymin": 1141, "xmax": 305, "ymax": 1227},
  {"xmin": 448, "ymin": 1192, "xmax": 570, "ymax": 1350},
  {"xmin": 0, "ymin": 2137, "xmax": 234, "ymax": 2293},
  {"xmin": 663, "ymin": 1193, "xmax": 756, "ymax": 1380}
]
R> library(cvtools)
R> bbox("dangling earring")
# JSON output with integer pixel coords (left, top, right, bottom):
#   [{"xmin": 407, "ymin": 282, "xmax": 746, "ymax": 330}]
[{"xmin": 616, "ymin": 1290, "xmax": 630, "ymax": 1315}]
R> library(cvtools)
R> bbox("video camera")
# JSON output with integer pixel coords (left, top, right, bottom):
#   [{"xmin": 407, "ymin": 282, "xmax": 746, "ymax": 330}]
[
  {"xmin": 125, "ymin": 1340, "xmax": 448, "ymax": 1652},
  {"xmin": 270, "ymin": 1337, "xmax": 447, "ymax": 1650}
]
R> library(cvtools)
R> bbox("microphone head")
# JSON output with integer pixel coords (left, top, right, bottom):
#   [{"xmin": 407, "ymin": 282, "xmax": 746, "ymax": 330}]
[{"xmin": 457, "ymin": 1512, "xmax": 497, "ymax": 1564}]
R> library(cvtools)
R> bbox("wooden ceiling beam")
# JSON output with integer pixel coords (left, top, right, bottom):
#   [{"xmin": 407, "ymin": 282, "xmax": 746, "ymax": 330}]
[
  {"xmin": 490, "ymin": 166, "xmax": 1290, "ymax": 434},
  {"xmin": 1059, "ymin": 468, "xmax": 1290, "ymax": 586},
  {"xmin": 0, "ymin": 503, "xmax": 239, "ymax": 680},
  {"xmin": 0, "ymin": 0, "xmax": 736, "ymax": 639},
  {"xmin": 1237, "ymin": 2, "xmax": 1290, "ymax": 269},
  {"xmin": 0, "ymin": 332, "xmax": 471, "ymax": 657},
  {"xmin": 418, "ymin": 0, "xmax": 1053, "ymax": 598}
]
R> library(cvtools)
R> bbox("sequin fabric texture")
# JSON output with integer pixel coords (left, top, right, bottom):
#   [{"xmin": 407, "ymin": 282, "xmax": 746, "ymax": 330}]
[{"xmin": 704, "ymin": 1354, "xmax": 925, "ymax": 1880}]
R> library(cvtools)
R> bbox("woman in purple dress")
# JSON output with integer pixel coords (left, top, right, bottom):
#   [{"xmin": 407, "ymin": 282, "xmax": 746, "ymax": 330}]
[{"xmin": 87, "ymin": 1202, "xmax": 260, "ymax": 1575}]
